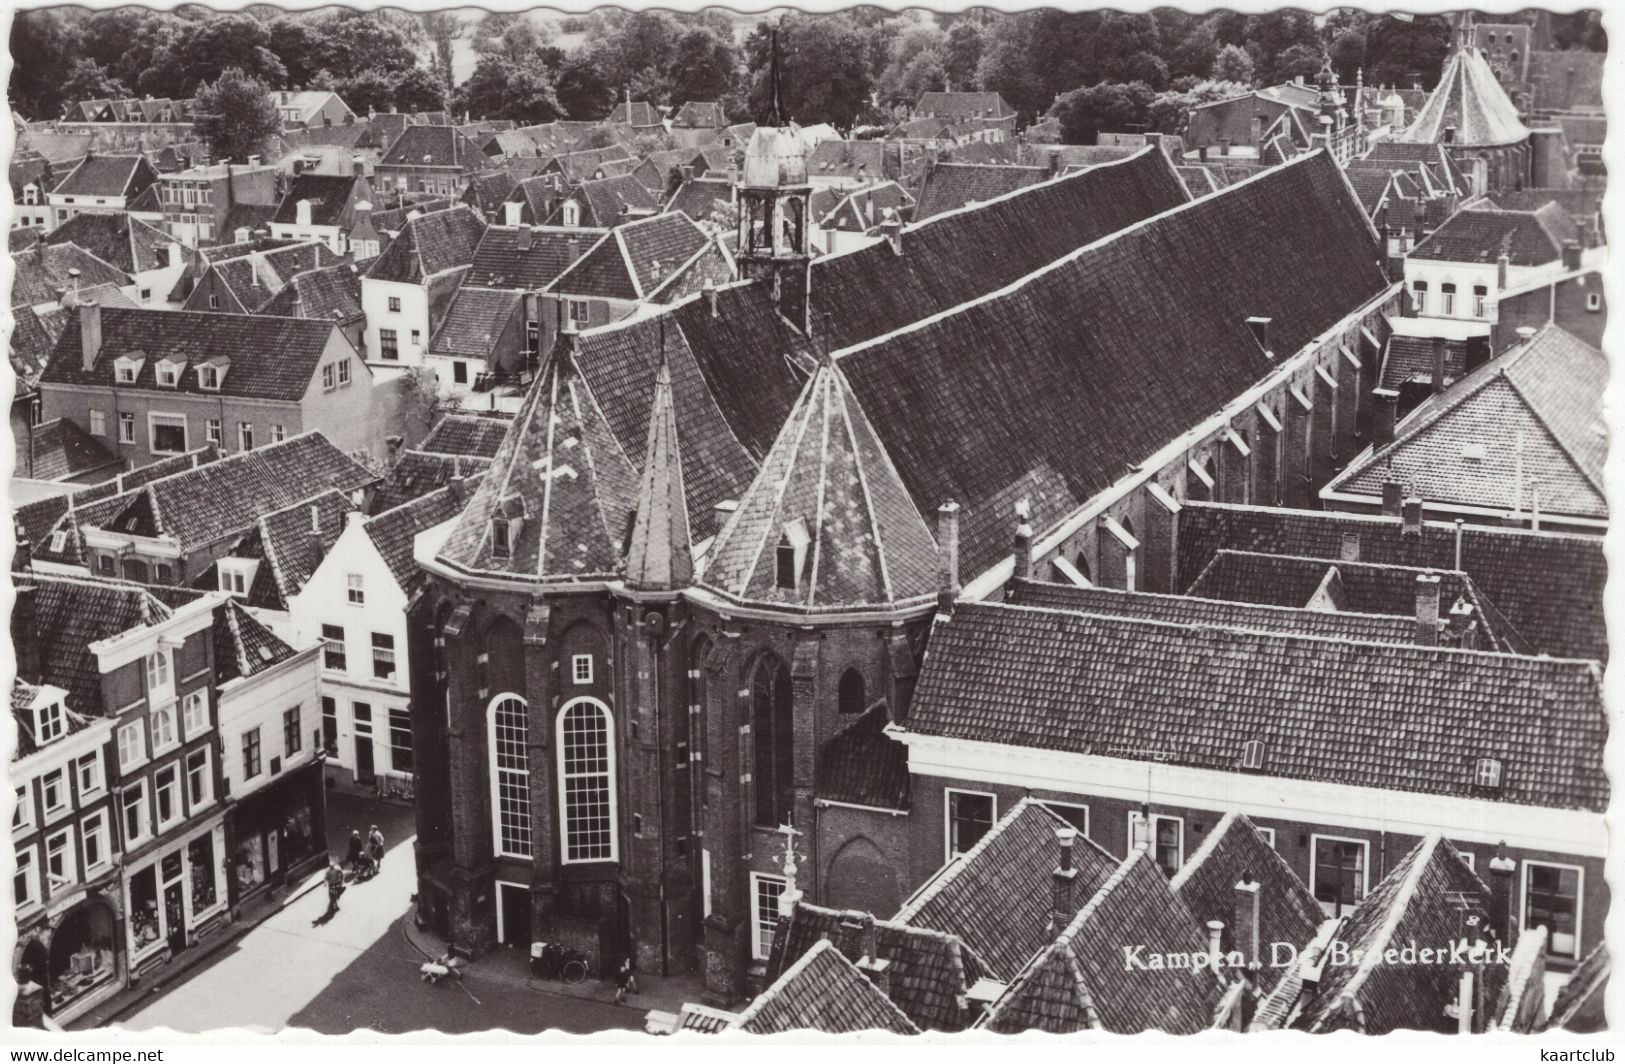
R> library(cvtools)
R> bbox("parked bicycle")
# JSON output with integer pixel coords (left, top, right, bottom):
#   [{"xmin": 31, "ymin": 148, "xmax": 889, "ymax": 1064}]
[{"xmin": 529, "ymin": 941, "xmax": 589, "ymax": 985}]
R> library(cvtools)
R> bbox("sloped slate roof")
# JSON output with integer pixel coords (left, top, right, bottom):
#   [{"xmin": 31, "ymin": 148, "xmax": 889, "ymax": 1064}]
[
  {"xmin": 461, "ymin": 168, "xmax": 520, "ymax": 214},
  {"xmin": 608, "ymin": 100, "xmax": 661, "ymax": 128},
  {"xmin": 272, "ymin": 173, "xmax": 367, "ymax": 227},
  {"xmin": 254, "ymin": 489, "xmax": 357, "ymax": 606},
  {"xmin": 21, "ymin": 418, "xmax": 119, "ymax": 481},
  {"xmin": 665, "ymin": 176, "xmax": 734, "ymax": 224},
  {"xmin": 365, "ymin": 205, "xmax": 486, "ymax": 284},
  {"xmin": 11, "ymin": 243, "xmax": 130, "ymax": 308},
  {"xmin": 467, "ymin": 225, "xmax": 606, "ymax": 290},
  {"xmin": 371, "ymin": 451, "xmax": 490, "ymax": 513},
  {"xmin": 808, "ymin": 146, "xmax": 1188, "ymax": 350},
  {"xmin": 895, "ymin": 798, "xmax": 1120, "ymax": 981},
  {"xmin": 548, "ymin": 212, "xmax": 708, "ymax": 300},
  {"xmin": 427, "ymin": 286, "xmax": 522, "ymax": 359},
  {"xmin": 1007, "ymin": 578, "xmax": 1419, "ymax": 646},
  {"xmin": 1361, "ymin": 141, "xmax": 1469, "ymax": 194},
  {"xmin": 51, "ymin": 153, "xmax": 153, "ymax": 197},
  {"xmin": 22, "ymin": 572, "xmax": 173, "ymax": 712},
  {"xmin": 623, "ymin": 359, "xmax": 692, "ymax": 592},
  {"xmin": 41, "ymin": 213, "xmax": 173, "ymax": 275},
  {"xmin": 202, "ymin": 242, "xmax": 342, "ymax": 312},
  {"xmin": 435, "ymin": 347, "xmax": 639, "ymax": 581},
  {"xmin": 1400, "ymin": 45, "xmax": 1528, "ymax": 147},
  {"xmin": 836, "ymin": 150, "xmax": 1386, "ymax": 586},
  {"xmin": 766, "ymin": 902, "xmax": 989, "ymax": 1031},
  {"xmin": 817, "ymin": 182, "xmax": 915, "ymax": 234},
  {"xmin": 1176, "ymin": 501, "xmax": 1606, "ymax": 662},
  {"xmin": 10, "ymin": 304, "xmax": 67, "ymax": 388},
  {"xmin": 733, "ymin": 939, "xmax": 920, "ymax": 1035},
  {"xmin": 808, "ymin": 139, "xmax": 887, "ymax": 180},
  {"xmin": 1409, "ymin": 204, "xmax": 1578, "ymax": 265},
  {"xmin": 1528, "ymin": 49, "xmax": 1604, "ymax": 112},
  {"xmin": 258, "ymin": 262, "xmax": 365, "ymax": 322},
  {"xmin": 1168, "ymin": 813, "xmax": 1323, "ymax": 994},
  {"xmin": 419, "ymin": 414, "xmax": 512, "ymax": 459},
  {"xmin": 914, "ymin": 163, "xmax": 1046, "ymax": 221},
  {"xmin": 41, "ymin": 307, "xmax": 342, "ymax": 403},
  {"xmin": 379, "ymin": 124, "xmax": 480, "ymax": 169},
  {"xmin": 366, "ymin": 480, "xmax": 475, "ymax": 589},
  {"xmin": 552, "ymin": 174, "xmax": 659, "ymax": 228},
  {"xmin": 1378, "ymin": 336, "xmax": 1471, "ymax": 391},
  {"xmin": 1330, "ymin": 325, "xmax": 1606, "ymax": 520},
  {"xmin": 1546, "ymin": 942, "xmax": 1608, "ymax": 1033},
  {"xmin": 904, "ymin": 601, "xmax": 1606, "ymax": 811},
  {"xmin": 700, "ymin": 359, "xmax": 940, "ymax": 613},
  {"xmin": 673, "ymin": 101, "xmax": 727, "ymax": 129},
  {"xmin": 815, "ymin": 702, "xmax": 909, "ymax": 810},
  {"xmin": 916, "ymin": 91, "xmax": 1014, "ymax": 120},
  {"xmin": 980, "ymin": 850, "xmax": 1224, "ymax": 1034}
]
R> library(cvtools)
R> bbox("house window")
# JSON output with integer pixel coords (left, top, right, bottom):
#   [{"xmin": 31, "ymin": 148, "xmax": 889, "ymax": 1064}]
[
  {"xmin": 572, "ymin": 655, "xmax": 593, "ymax": 685},
  {"xmin": 40, "ymin": 769, "xmax": 67, "ymax": 818},
  {"xmin": 238, "ymin": 422, "xmax": 254, "ymax": 451},
  {"xmin": 347, "ymin": 574, "xmax": 365, "ymax": 604},
  {"xmin": 151, "ymin": 701, "xmax": 178, "ymax": 752},
  {"xmin": 837, "ymin": 668, "xmax": 866, "ymax": 715},
  {"xmin": 284, "ymin": 706, "xmax": 302, "ymax": 756},
  {"xmin": 1587, "ymin": 292, "xmax": 1602, "ymax": 312},
  {"xmin": 185, "ymin": 747, "xmax": 211, "ymax": 806},
  {"xmin": 181, "ymin": 690, "xmax": 208, "ymax": 738},
  {"xmin": 775, "ymin": 534, "xmax": 797, "ymax": 589},
  {"xmin": 558, "ymin": 698, "xmax": 616, "ymax": 864},
  {"xmin": 322, "ymin": 625, "xmax": 347, "ymax": 671},
  {"xmin": 567, "ymin": 300, "xmax": 590, "ymax": 329},
  {"xmin": 242, "ymin": 727, "xmax": 262, "ymax": 779},
  {"xmin": 453, "ymin": 361, "xmax": 468, "ymax": 385},
  {"xmin": 121, "ymin": 781, "xmax": 149, "ymax": 846},
  {"xmin": 371, "ymin": 633, "xmax": 395, "ymax": 680},
  {"xmin": 219, "ymin": 565, "xmax": 247, "ymax": 595},
  {"xmin": 147, "ymin": 651, "xmax": 172, "ymax": 696},
  {"xmin": 380, "ymin": 329, "xmax": 399, "ymax": 361},
  {"xmin": 562, "ymin": 201, "xmax": 581, "ymax": 226},
  {"xmin": 89, "ymin": 410, "xmax": 106, "ymax": 436},
  {"xmin": 15, "ymin": 849, "xmax": 38, "ymax": 909},
  {"xmin": 208, "ymin": 294, "xmax": 221, "ymax": 309},
  {"xmin": 410, "ymin": 329, "xmax": 421, "ymax": 347},
  {"xmin": 751, "ymin": 655, "xmax": 794, "ymax": 828},
  {"xmin": 98, "ymin": 556, "xmax": 116, "ymax": 577},
  {"xmin": 153, "ymin": 764, "xmax": 181, "ymax": 829},
  {"xmin": 13, "ymin": 785, "xmax": 33, "ymax": 833},
  {"xmin": 946, "ymin": 789, "xmax": 996, "ymax": 861},
  {"xmin": 489, "ymin": 695, "xmax": 532, "ymax": 858},
  {"xmin": 271, "ymin": 424, "xmax": 287, "ymax": 444},
  {"xmin": 35, "ymin": 700, "xmax": 64, "ymax": 744},
  {"xmin": 322, "ymin": 696, "xmax": 339, "ymax": 756},
  {"xmin": 207, "ymin": 418, "xmax": 222, "ymax": 445},
  {"xmin": 388, "ymin": 297, "xmax": 401, "ymax": 313},
  {"xmin": 116, "ymin": 362, "xmax": 138, "ymax": 384},
  {"xmin": 1311, "ymin": 835, "xmax": 1370, "ymax": 917},
  {"xmin": 199, "ymin": 365, "xmax": 221, "ymax": 390},
  {"xmin": 1473, "ymin": 285, "xmax": 1487, "ymax": 317},
  {"xmin": 1130, "ymin": 811, "xmax": 1185, "ymax": 876},
  {"xmin": 491, "ymin": 519, "xmax": 512, "ymax": 558},
  {"xmin": 323, "ymin": 364, "xmax": 336, "ymax": 389},
  {"xmin": 337, "ymin": 360, "xmax": 351, "ymax": 384},
  {"xmin": 76, "ymin": 752, "xmax": 103, "ymax": 798},
  {"xmin": 749, "ymin": 873, "xmax": 787, "ymax": 961},
  {"xmin": 1441, "ymin": 283, "xmax": 1457, "ymax": 316},
  {"xmin": 1525, "ymin": 861, "xmax": 1582, "ymax": 959},
  {"xmin": 1041, "ymin": 801, "xmax": 1090, "ymax": 836},
  {"xmin": 1257, "ymin": 827, "xmax": 1276, "ymax": 848},
  {"xmin": 1412, "ymin": 280, "xmax": 1428, "ymax": 314},
  {"xmin": 82, "ymin": 810, "xmax": 110, "ymax": 873},
  {"xmin": 389, "ymin": 708, "xmax": 413, "ymax": 772},
  {"xmin": 118, "ymin": 721, "xmax": 147, "ymax": 771},
  {"xmin": 46, "ymin": 828, "xmax": 76, "ymax": 888},
  {"xmin": 118, "ymin": 413, "xmax": 135, "ymax": 444},
  {"xmin": 156, "ymin": 363, "xmax": 178, "ymax": 387}
]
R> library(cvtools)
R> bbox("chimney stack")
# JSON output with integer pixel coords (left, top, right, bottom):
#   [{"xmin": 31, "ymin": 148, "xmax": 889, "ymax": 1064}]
[
  {"xmin": 307, "ymin": 504, "xmax": 323, "ymax": 555},
  {"xmin": 1206, "ymin": 920, "xmax": 1225, "ymax": 968},
  {"xmin": 1012, "ymin": 500, "xmax": 1033, "ymax": 584},
  {"xmin": 1414, "ymin": 572, "xmax": 1441, "ymax": 645},
  {"xmin": 703, "ymin": 280, "xmax": 718, "ymax": 318},
  {"xmin": 1443, "ymin": 125, "xmax": 1457, "ymax": 144},
  {"xmin": 1429, "ymin": 336, "xmax": 1449, "ymax": 395},
  {"xmin": 517, "ymin": 226, "xmax": 533, "ymax": 252},
  {"xmin": 567, "ymin": 235, "xmax": 581, "ymax": 263},
  {"xmin": 296, "ymin": 199, "xmax": 313, "ymax": 226},
  {"xmin": 1381, "ymin": 479, "xmax": 1403, "ymax": 517},
  {"xmin": 1339, "ymin": 531, "xmax": 1361, "ymax": 562},
  {"xmin": 1561, "ymin": 240, "xmax": 1582, "ymax": 272},
  {"xmin": 1047, "ymin": 147, "xmax": 1061, "ymax": 176},
  {"xmin": 1497, "ymin": 253, "xmax": 1510, "ymax": 290},
  {"xmin": 1447, "ymin": 597, "xmax": 1479, "ymax": 649},
  {"xmin": 878, "ymin": 209, "xmax": 903, "ymax": 256},
  {"xmin": 448, "ymin": 475, "xmax": 465, "ymax": 503},
  {"xmin": 1219, "ymin": 137, "xmax": 1231, "ymax": 156},
  {"xmin": 1050, "ymin": 827, "xmax": 1078, "ymax": 937},
  {"xmin": 1372, "ymin": 387, "xmax": 1401, "ymax": 448},
  {"xmin": 854, "ymin": 915, "xmax": 892, "ymax": 999},
  {"xmin": 1234, "ymin": 875, "xmax": 1261, "ymax": 973},
  {"xmin": 1402, "ymin": 495, "xmax": 1425, "ymax": 534},
  {"xmin": 79, "ymin": 301, "xmax": 103, "ymax": 372},
  {"xmin": 936, "ymin": 502, "xmax": 961, "ymax": 615},
  {"xmin": 1488, "ymin": 844, "xmax": 1517, "ymax": 946},
  {"xmin": 1198, "ymin": 145, "xmax": 1209, "ymax": 162}
]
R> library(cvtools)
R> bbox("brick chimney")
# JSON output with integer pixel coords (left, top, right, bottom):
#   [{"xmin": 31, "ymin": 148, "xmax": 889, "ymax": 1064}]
[
  {"xmin": 567, "ymin": 235, "xmax": 581, "ymax": 263},
  {"xmin": 854, "ymin": 915, "xmax": 892, "ymax": 998},
  {"xmin": 936, "ymin": 501, "xmax": 961, "ymax": 615},
  {"xmin": 1497, "ymin": 253, "xmax": 1510, "ymax": 289},
  {"xmin": 1339, "ymin": 531, "xmax": 1361, "ymax": 562},
  {"xmin": 1430, "ymin": 336, "xmax": 1447, "ymax": 394},
  {"xmin": 1220, "ymin": 137, "xmax": 1231, "ymax": 156},
  {"xmin": 1402, "ymin": 495, "xmax": 1425, "ymax": 534},
  {"xmin": 1414, "ymin": 572, "xmax": 1441, "ymax": 645},
  {"xmin": 517, "ymin": 226, "xmax": 533, "ymax": 252},
  {"xmin": 1011, "ymin": 500, "xmax": 1034, "ymax": 584},
  {"xmin": 878, "ymin": 210, "xmax": 903, "ymax": 256},
  {"xmin": 1372, "ymin": 387, "xmax": 1401, "ymax": 448},
  {"xmin": 1050, "ymin": 827, "xmax": 1079, "ymax": 937},
  {"xmin": 1381, "ymin": 479, "xmax": 1403, "ymax": 517},
  {"xmin": 702, "ymin": 280, "xmax": 718, "ymax": 318},
  {"xmin": 1447, "ymin": 597, "xmax": 1479, "ymax": 649},
  {"xmin": 1561, "ymin": 240, "xmax": 1582, "ymax": 271},
  {"xmin": 79, "ymin": 301, "xmax": 103, "ymax": 372},
  {"xmin": 1234, "ymin": 875, "xmax": 1261, "ymax": 974},
  {"xmin": 296, "ymin": 198, "xmax": 313, "ymax": 226},
  {"xmin": 1206, "ymin": 920, "xmax": 1225, "ymax": 968},
  {"xmin": 1487, "ymin": 844, "xmax": 1517, "ymax": 946}
]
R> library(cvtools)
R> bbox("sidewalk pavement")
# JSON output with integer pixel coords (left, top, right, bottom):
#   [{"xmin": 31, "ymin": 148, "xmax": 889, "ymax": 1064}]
[{"xmin": 401, "ymin": 918, "xmax": 707, "ymax": 1020}]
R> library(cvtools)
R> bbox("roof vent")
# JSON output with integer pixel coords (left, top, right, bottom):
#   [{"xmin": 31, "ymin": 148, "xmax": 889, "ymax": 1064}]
[
  {"xmin": 1460, "ymin": 443, "xmax": 1486, "ymax": 462},
  {"xmin": 1474, "ymin": 757, "xmax": 1503, "ymax": 790},
  {"xmin": 1240, "ymin": 740, "xmax": 1265, "ymax": 771}
]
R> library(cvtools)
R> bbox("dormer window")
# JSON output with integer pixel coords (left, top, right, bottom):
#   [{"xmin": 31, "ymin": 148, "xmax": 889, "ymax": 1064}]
[
  {"xmin": 774, "ymin": 520, "xmax": 810, "ymax": 590},
  {"xmin": 156, "ymin": 359, "xmax": 183, "ymax": 388},
  {"xmin": 1240, "ymin": 739, "xmax": 1265, "ymax": 771},
  {"xmin": 562, "ymin": 200, "xmax": 581, "ymax": 227},
  {"xmin": 115, "ymin": 355, "xmax": 145, "ymax": 383},
  {"xmin": 492, "ymin": 517, "xmax": 520, "ymax": 559},
  {"xmin": 1474, "ymin": 757, "xmax": 1503, "ymax": 790},
  {"xmin": 218, "ymin": 559, "xmax": 257, "ymax": 597},
  {"xmin": 775, "ymin": 535, "xmax": 796, "ymax": 588},
  {"xmin": 198, "ymin": 362, "xmax": 226, "ymax": 390},
  {"xmin": 34, "ymin": 698, "xmax": 64, "ymax": 744}
]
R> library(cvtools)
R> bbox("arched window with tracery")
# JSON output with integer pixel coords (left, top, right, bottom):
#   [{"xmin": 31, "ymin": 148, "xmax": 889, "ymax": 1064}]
[
  {"xmin": 557, "ymin": 698, "xmax": 616, "ymax": 863},
  {"xmin": 751, "ymin": 654, "xmax": 794, "ymax": 827},
  {"xmin": 488, "ymin": 695, "xmax": 531, "ymax": 858}
]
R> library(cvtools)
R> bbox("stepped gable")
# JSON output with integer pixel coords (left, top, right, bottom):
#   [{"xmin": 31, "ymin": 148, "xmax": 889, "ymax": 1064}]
[
  {"xmin": 894, "ymin": 798, "xmax": 1120, "ymax": 981},
  {"xmin": 435, "ymin": 343, "xmax": 638, "ymax": 582},
  {"xmin": 624, "ymin": 357, "xmax": 693, "ymax": 592},
  {"xmin": 978, "ymin": 850, "xmax": 1224, "ymax": 1034},
  {"xmin": 905, "ymin": 601, "xmax": 1606, "ymax": 811},
  {"xmin": 733, "ymin": 939, "xmax": 920, "ymax": 1035},
  {"xmin": 1174, "ymin": 502, "xmax": 1606, "ymax": 661},
  {"xmin": 836, "ymin": 150, "xmax": 1387, "ymax": 586},
  {"xmin": 698, "ymin": 356, "xmax": 940, "ymax": 614},
  {"xmin": 808, "ymin": 145, "xmax": 1190, "ymax": 350},
  {"xmin": 1399, "ymin": 42, "xmax": 1529, "ymax": 147},
  {"xmin": 1168, "ymin": 812, "xmax": 1323, "ymax": 993}
]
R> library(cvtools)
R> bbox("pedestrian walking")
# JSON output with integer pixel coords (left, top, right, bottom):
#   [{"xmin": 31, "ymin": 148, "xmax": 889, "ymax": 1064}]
[
  {"xmin": 368, "ymin": 825, "xmax": 385, "ymax": 871},
  {"xmin": 613, "ymin": 957, "xmax": 637, "ymax": 1003},
  {"xmin": 346, "ymin": 829, "xmax": 365, "ymax": 875},
  {"xmin": 323, "ymin": 861, "xmax": 345, "ymax": 917}
]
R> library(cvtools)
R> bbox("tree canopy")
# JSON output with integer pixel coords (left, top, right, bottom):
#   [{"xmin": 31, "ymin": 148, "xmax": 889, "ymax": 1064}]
[{"xmin": 193, "ymin": 68, "xmax": 282, "ymax": 164}]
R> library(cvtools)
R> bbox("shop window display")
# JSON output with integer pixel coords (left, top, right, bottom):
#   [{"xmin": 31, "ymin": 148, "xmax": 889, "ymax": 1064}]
[
  {"xmin": 189, "ymin": 835, "xmax": 216, "ymax": 912},
  {"xmin": 235, "ymin": 836, "xmax": 266, "ymax": 893},
  {"xmin": 129, "ymin": 868, "xmax": 160, "ymax": 952},
  {"xmin": 47, "ymin": 904, "xmax": 116, "ymax": 1012},
  {"xmin": 283, "ymin": 803, "xmax": 315, "ymax": 866}
]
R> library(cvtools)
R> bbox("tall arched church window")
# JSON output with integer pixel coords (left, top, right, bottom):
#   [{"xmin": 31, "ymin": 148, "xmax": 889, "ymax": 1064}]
[
  {"xmin": 488, "ymin": 695, "xmax": 532, "ymax": 858},
  {"xmin": 838, "ymin": 669, "xmax": 866, "ymax": 716},
  {"xmin": 558, "ymin": 698, "xmax": 617, "ymax": 863},
  {"xmin": 751, "ymin": 655, "xmax": 794, "ymax": 827}
]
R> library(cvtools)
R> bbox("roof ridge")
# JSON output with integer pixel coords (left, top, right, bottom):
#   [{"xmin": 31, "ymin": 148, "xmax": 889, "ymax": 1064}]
[
  {"xmin": 1330, "ymin": 835, "xmax": 1443, "ymax": 1011},
  {"xmin": 1498, "ymin": 374, "xmax": 1607, "ymax": 501},
  {"xmin": 803, "ymin": 373, "xmax": 837, "ymax": 607},
  {"xmin": 834, "ymin": 371, "xmax": 893, "ymax": 604},
  {"xmin": 1167, "ymin": 810, "xmax": 1239, "ymax": 891}
]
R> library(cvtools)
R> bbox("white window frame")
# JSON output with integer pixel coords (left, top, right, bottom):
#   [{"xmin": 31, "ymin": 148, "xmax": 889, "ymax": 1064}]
[
  {"xmin": 347, "ymin": 573, "xmax": 365, "ymax": 605},
  {"xmin": 748, "ymin": 872, "xmax": 787, "ymax": 961},
  {"xmin": 1256, "ymin": 826, "xmax": 1276, "ymax": 849},
  {"xmin": 562, "ymin": 200, "xmax": 581, "ymax": 227},
  {"xmin": 322, "ymin": 363, "xmax": 336, "ymax": 389},
  {"xmin": 40, "ymin": 768, "xmax": 68, "ymax": 820},
  {"xmin": 181, "ymin": 689, "xmax": 209, "ymax": 738},
  {"xmin": 89, "ymin": 409, "xmax": 106, "ymax": 437},
  {"xmin": 1457, "ymin": 849, "xmax": 1476, "ymax": 871},
  {"xmin": 35, "ymin": 699, "xmax": 64, "ymax": 744},
  {"xmin": 155, "ymin": 361, "xmax": 180, "ymax": 388},
  {"xmin": 1586, "ymin": 292, "xmax": 1602, "ymax": 312},
  {"xmin": 944, "ymin": 787, "xmax": 997, "ymax": 863},
  {"xmin": 118, "ymin": 720, "xmax": 148, "ymax": 772},
  {"xmin": 220, "ymin": 566, "xmax": 247, "ymax": 596},
  {"xmin": 701, "ymin": 849, "xmax": 713, "ymax": 919},
  {"xmin": 1310, "ymin": 833, "xmax": 1371, "ymax": 918},
  {"xmin": 118, "ymin": 413, "xmax": 135, "ymax": 445},
  {"xmin": 1522, "ymin": 859, "xmax": 1584, "ymax": 960},
  {"xmin": 206, "ymin": 417, "xmax": 223, "ymax": 445},
  {"xmin": 488, "ymin": 694, "xmax": 533, "ymax": 859},
  {"xmin": 76, "ymin": 751, "xmax": 104, "ymax": 800},
  {"xmin": 15, "ymin": 847, "xmax": 39, "ymax": 911},
  {"xmin": 121, "ymin": 780, "xmax": 150, "ymax": 847},
  {"xmin": 556, "ymin": 697, "xmax": 618, "ymax": 865},
  {"xmin": 1129, "ymin": 811, "xmax": 1186, "ymax": 874},
  {"xmin": 567, "ymin": 299, "xmax": 590, "ymax": 328},
  {"xmin": 238, "ymin": 422, "xmax": 255, "ymax": 451},
  {"xmin": 571, "ymin": 654, "xmax": 593, "ymax": 685},
  {"xmin": 13, "ymin": 783, "xmax": 35, "ymax": 834},
  {"xmin": 151, "ymin": 701, "xmax": 179, "ymax": 754},
  {"xmin": 337, "ymin": 360, "xmax": 352, "ymax": 385},
  {"xmin": 147, "ymin": 651, "xmax": 173, "ymax": 698},
  {"xmin": 1040, "ymin": 800, "xmax": 1090, "ymax": 837},
  {"xmin": 185, "ymin": 746, "xmax": 213, "ymax": 808},
  {"xmin": 199, "ymin": 364, "xmax": 222, "ymax": 390},
  {"xmin": 271, "ymin": 424, "xmax": 287, "ymax": 444},
  {"xmin": 81, "ymin": 809, "xmax": 110, "ymax": 875},
  {"xmin": 153, "ymin": 763, "xmax": 183, "ymax": 831},
  {"xmin": 45, "ymin": 825, "xmax": 77, "ymax": 888}
]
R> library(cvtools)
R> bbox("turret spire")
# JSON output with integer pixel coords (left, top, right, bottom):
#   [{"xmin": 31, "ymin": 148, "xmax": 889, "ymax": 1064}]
[{"xmin": 624, "ymin": 339, "xmax": 694, "ymax": 593}]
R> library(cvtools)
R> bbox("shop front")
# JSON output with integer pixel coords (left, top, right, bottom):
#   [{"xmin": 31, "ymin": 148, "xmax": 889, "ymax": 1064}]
[
  {"xmin": 226, "ymin": 762, "xmax": 328, "ymax": 908},
  {"xmin": 12, "ymin": 889, "xmax": 124, "ymax": 1027},
  {"xmin": 124, "ymin": 819, "xmax": 228, "ymax": 976}
]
